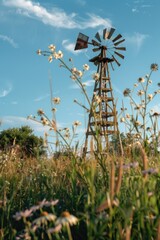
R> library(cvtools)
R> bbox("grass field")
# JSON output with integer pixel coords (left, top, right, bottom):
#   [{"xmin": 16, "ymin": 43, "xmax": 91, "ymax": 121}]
[{"xmin": 0, "ymin": 147, "xmax": 159, "ymax": 239}]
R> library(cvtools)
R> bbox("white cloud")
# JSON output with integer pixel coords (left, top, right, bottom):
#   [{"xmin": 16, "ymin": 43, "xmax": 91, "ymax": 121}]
[
  {"xmin": 0, "ymin": 34, "xmax": 18, "ymax": 48},
  {"xmin": 70, "ymin": 79, "xmax": 94, "ymax": 89},
  {"xmin": 0, "ymin": 84, "xmax": 12, "ymax": 97},
  {"xmin": 83, "ymin": 80, "xmax": 94, "ymax": 87},
  {"xmin": 77, "ymin": 0, "xmax": 86, "ymax": 6},
  {"xmin": 3, "ymin": 0, "xmax": 112, "ymax": 29},
  {"xmin": 11, "ymin": 101, "xmax": 18, "ymax": 104},
  {"xmin": 34, "ymin": 93, "xmax": 50, "ymax": 102},
  {"xmin": 62, "ymin": 40, "xmax": 78, "ymax": 54},
  {"xmin": 1, "ymin": 116, "xmax": 50, "ymax": 133},
  {"xmin": 126, "ymin": 32, "xmax": 148, "ymax": 51},
  {"xmin": 132, "ymin": 8, "xmax": 138, "ymax": 13}
]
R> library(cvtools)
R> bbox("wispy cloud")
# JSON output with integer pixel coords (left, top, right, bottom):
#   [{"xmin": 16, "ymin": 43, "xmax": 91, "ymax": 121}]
[
  {"xmin": 1, "ymin": 116, "xmax": 50, "ymax": 133},
  {"xmin": 126, "ymin": 32, "xmax": 149, "ymax": 51},
  {"xmin": 0, "ymin": 84, "xmax": 12, "ymax": 97},
  {"xmin": 62, "ymin": 40, "xmax": 78, "ymax": 54},
  {"xmin": 77, "ymin": 0, "xmax": 86, "ymax": 6},
  {"xmin": 70, "ymin": 79, "xmax": 94, "ymax": 89},
  {"xmin": 34, "ymin": 93, "xmax": 50, "ymax": 102},
  {"xmin": 83, "ymin": 80, "xmax": 94, "ymax": 87},
  {"xmin": 3, "ymin": 0, "xmax": 112, "ymax": 29},
  {"xmin": 0, "ymin": 34, "xmax": 18, "ymax": 48},
  {"xmin": 11, "ymin": 101, "xmax": 18, "ymax": 105}
]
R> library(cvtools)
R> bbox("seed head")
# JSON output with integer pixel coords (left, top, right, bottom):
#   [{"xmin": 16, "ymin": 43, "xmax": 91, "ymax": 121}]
[
  {"xmin": 138, "ymin": 77, "xmax": 145, "ymax": 83},
  {"xmin": 150, "ymin": 63, "xmax": 158, "ymax": 71},
  {"xmin": 123, "ymin": 88, "xmax": 131, "ymax": 96}
]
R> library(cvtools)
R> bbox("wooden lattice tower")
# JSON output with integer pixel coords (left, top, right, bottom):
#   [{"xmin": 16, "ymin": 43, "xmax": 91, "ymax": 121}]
[{"xmin": 74, "ymin": 28, "xmax": 126, "ymax": 156}]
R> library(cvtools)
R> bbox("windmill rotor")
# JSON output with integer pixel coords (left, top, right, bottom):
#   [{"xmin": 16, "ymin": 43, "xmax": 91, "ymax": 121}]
[{"xmin": 75, "ymin": 27, "xmax": 126, "ymax": 68}]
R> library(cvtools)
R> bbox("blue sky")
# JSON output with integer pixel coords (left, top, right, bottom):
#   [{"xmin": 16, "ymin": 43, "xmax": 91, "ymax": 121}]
[{"xmin": 0, "ymin": 0, "xmax": 160, "ymax": 147}]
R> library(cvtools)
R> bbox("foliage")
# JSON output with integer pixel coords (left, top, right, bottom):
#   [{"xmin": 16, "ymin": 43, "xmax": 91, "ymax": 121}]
[{"xmin": 0, "ymin": 126, "xmax": 45, "ymax": 157}]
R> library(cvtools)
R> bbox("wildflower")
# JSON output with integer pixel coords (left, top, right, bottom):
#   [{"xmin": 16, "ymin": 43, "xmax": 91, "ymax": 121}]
[
  {"xmin": 142, "ymin": 168, "xmax": 158, "ymax": 175},
  {"xmin": 137, "ymin": 90, "xmax": 145, "ymax": 96},
  {"xmin": 94, "ymin": 95, "xmax": 101, "ymax": 104},
  {"xmin": 157, "ymin": 83, "xmax": 160, "ymax": 87},
  {"xmin": 57, "ymin": 50, "xmax": 63, "ymax": 59},
  {"xmin": 13, "ymin": 209, "xmax": 33, "ymax": 221},
  {"xmin": 135, "ymin": 121, "xmax": 141, "ymax": 126},
  {"xmin": 92, "ymin": 72, "xmax": 99, "ymax": 81},
  {"xmin": 77, "ymin": 70, "xmax": 83, "ymax": 77},
  {"xmin": 48, "ymin": 55, "xmax": 53, "ymax": 63},
  {"xmin": 134, "ymin": 83, "xmax": 138, "ymax": 87},
  {"xmin": 73, "ymin": 120, "xmax": 81, "ymax": 126},
  {"xmin": 64, "ymin": 127, "xmax": 69, "ymax": 132},
  {"xmin": 48, "ymin": 44, "xmax": 56, "ymax": 52},
  {"xmin": 53, "ymin": 52, "xmax": 59, "ymax": 59},
  {"xmin": 120, "ymin": 117, "xmax": 125, "ymax": 122},
  {"xmin": 150, "ymin": 63, "xmax": 158, "ymax": 71},
  {"xmin": 70, "ymin": 75, "xmax": 76, "ymax": 80},
  {"xmin": 52, "ymin": 108, "xmax": 57, "ymax": 112},
  {"xmin": 53, "ymin": 97, "xmax": 61, "ymax": 104},
  {"xmin": 64, "ymin": 132, "xmax": 70, "ymax": 138},
  {"xmin": 48, "ymin": 224, "xmax": 62, "ymax": 234},
  {"xmin": 41, "ymin": 117, "xmax": 48, "ymax": 126},
  {"xmin": 148, "ymin": 79, "xmax": 152, "ymax": 84},
  {"xmin": 152, "ymin": 112, "xmax": 160, "ymax": 117},
  {"xmin": 126, "ymin": 114, "xmax": 130, "ymax": 119},
  {"xmin": 36, "ymin": 49, "xmax": 42, "ymax": 55},
  {"xmin": 71, "ymin": 67, "xmax": 77, "ymax": 74},
  {"xmin": 138, "ymin": 77, "xmax": 145, "ymax": 83},
  {"xmin": 154, "ymin": 89, "xmax": 160, "ymax": 94},
  {"xmin": 37, "ymin": 199, "xmax": 59, "ymax": 208},
  {"xmin": 134, "ymin": 105, "xmax": 141, "ymax": 110},
  {"xmin": 37, "ymin": 109, "xmax": 44, "ymax": 116},
  {"xmin": 123, "ymin": 88, "xmax": 131, "ymax": 96},
  {"xmin": 145, "ymin": 74, "xmax": 149, "ymax": 78},
  {"xmin": 83, "ymin": 64, "xmax": 90, "ymax": 71},
  {"xmin": 146, "ymin": 127, "xmax": 152, "ymax": 131},
  {"xmin": 55, "ymin": 211, "xmax": 78, "ymax": 227},
  {"xmin": 32, "ymin": 213, "xmax": 56, "ymax": 227},
  {"xmin": 147, "ymin": 192, "xmax": 154, "ymax": 197},
  {"xmin": 112, "ymin": 198, "xmax": 119, "ymax": 207},
  {"xmin": 147, "ymin": 94, "xmax": 153, "ymax": 101},
  {"xmin": 145, "ymin": 214, "xmax": 156, "ymax": 220}
]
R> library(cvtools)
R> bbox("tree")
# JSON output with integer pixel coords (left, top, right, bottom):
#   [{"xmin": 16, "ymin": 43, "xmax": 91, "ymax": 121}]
[{"xmin": 0, "ymin": 126, "xmax": 46, "ymax": 157}]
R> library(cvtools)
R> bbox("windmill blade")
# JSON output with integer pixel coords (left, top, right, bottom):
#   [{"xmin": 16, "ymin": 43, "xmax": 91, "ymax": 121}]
[
  {"xmin": 114, "ymin": 46, "xmax": 126, "ymax": 51},
  {"xmin": 92, "ymin": 39, "xmax": 101, "ymax": 46},
  {"xmin": 114, "ymin": 51, "xmax": 125, "ymax": 59},
  {"xmin": 114, "ymin": 39, "xmax": 125, "ymax": 46},
  {"xmin": 103, "ymin": 28, "xmax": 110, "ymax": 40},
  {"xmin": 89, "ymin": 54, "xmax": 101, "ymax": 63},
  {"xmin": 112, "ymin": 34, "xmax": 122, "ymax": 43},
  {"xmin": 95, "ymin": 32, "xmax": 101, "ymax": 42},
  {"xmin": 92, "ymin": 47, "xmax": 101, "ymax": 52},
  {"xmin": 112, "ymin": 55, "xmax": 121, "ymax": 66},
  {"xmin": 74, "ymin": 32, "xmax": 89, "ymax": 50},
  {"xmin": 107, "ymin": 28, "xmax": 115, "ymax": 39}
]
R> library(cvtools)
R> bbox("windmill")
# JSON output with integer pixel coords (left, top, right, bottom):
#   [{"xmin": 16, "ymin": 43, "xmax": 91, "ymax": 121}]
[{"xmin": 74, "ymin": 28, "xmax": 126, "ymax": 157}]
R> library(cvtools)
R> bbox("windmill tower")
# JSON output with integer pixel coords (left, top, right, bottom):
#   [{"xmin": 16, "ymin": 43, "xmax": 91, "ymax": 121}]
[{"xmin": 74, "ymin": 28, "xmax": 126, "ymax": 156}]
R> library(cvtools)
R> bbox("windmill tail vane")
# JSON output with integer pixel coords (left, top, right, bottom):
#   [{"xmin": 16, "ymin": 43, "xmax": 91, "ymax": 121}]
[{"xmin": 74, "ymin": 28, "xmax": 126, "ymax": 157}]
